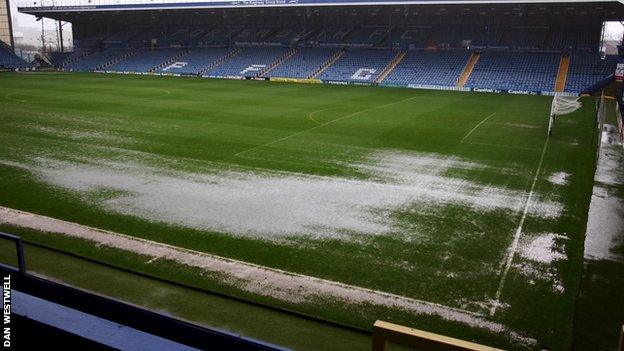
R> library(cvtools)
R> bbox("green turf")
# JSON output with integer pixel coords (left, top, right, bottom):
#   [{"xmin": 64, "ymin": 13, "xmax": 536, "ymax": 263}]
[{"xmin": 0, "ymin": 72, "xmax": 600, "ymax": 349}]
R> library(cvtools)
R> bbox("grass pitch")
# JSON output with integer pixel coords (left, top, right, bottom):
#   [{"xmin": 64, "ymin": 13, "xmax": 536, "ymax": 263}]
[{"xmin": 0, "ymin": 72, "xmax": 600, "ymax": 349}]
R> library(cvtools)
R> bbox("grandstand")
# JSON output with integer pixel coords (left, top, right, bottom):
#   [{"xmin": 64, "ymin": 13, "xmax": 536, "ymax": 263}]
[
  {"xmin": 15, "ymin": 2, "xmax": 619, "ymax": 94},
  {"xmin": 206, "ymin": 47, "xmax": 289, "ymax": 77},
  {"xmin": 383, "ymin": 49, "xmax": 471, "ymax": 87},
  {"xmin": 265, "ymin": 48, "xmax": 337, "ymax": 79},
  {"xmin": 466, "ymin": 50, "xmax": 561, "ymax": 92},
  {"xmin": 0, "ymin": 42, "xmax": 28, "ymax": 69}
]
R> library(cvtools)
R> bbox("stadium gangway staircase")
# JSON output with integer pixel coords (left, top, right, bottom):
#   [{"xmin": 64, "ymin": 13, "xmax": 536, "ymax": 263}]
[
  {"xmin": 149, "ymin": 49, "xmax": 192, "ymax": 73},
  {"xmin": 375, "ymin": 51, "xmax": 406, "ymax": 84},
  {"xmin": 258, "ymin": 48, "xmax": 299, "ymax": 77},
  {"xmin": 308, "ymin": 48, "xmax": 346, "ymax": 79},
  {"xmin": 456, "ymin": 51, "xmax": 480, "ymax": 87},
  {"xmin": 198, "ymin": 47, "xmax": 243, "ymax": 76},
  {"xmin": 97, "ymin": 49, "xmax": 140, "ymax": 71},
  {"xmin": 0, "ymin": 231, "xmax": 288, "ymax": 351},
  {"xmin": 554, "ymin": 54, "xmax": 570, "ymax": 92}
]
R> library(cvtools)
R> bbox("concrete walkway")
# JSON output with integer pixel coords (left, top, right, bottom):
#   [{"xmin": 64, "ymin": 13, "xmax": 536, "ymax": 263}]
[{"xmin": 574, "ymin": 121, "xmax": 624, "ymax": 351}]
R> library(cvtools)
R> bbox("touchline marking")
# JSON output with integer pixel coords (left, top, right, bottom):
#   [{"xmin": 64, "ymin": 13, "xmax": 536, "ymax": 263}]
[
  {"xmin": 0, "ymin": 206, "xmax": 487, "ymax": 320},
  {"xmin": 489, "ymin": 135, "xmax": 550, "ymax": 316},
  {"xmin": 460, "ymin": 112, "xmax": 497, "ymax": 142},
  {"xmin": 234, "ymin": 95, "xmax": 421, "ymax": 157}
]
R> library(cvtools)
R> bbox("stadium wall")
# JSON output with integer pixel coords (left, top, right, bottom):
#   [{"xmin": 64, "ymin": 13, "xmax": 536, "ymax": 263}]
[{"xmin": 0, "ymin": 0, "xmax": 13, "ymax": 49}]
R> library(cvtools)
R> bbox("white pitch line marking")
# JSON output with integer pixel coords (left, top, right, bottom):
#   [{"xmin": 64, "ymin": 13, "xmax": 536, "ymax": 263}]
[
  {"xmin": 489, "ymin": 135, "xmax": 550, "ymax": 316},
  {"xmin": 234, "ymin": 95, "xmax": 421, "ymax": 157},
  {"xmin": 0, "ymin": 206, "xmax": 486, "ymax": 320},
  {"xmin": 460, "ymin": 112, "xmax": 497, "ymax": 142},
  {"xmin": 461, "ymin": 140, "xmax": 540, "ymax": 152},
  {"xmin": 307, "ymin": 107, "xmax": 334, "ymax": 125}
]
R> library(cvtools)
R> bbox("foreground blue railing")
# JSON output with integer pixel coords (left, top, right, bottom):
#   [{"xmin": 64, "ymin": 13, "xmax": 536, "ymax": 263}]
[{"xmin": 0, "ymin": 231, "xmax": 26, "ymax": 273}]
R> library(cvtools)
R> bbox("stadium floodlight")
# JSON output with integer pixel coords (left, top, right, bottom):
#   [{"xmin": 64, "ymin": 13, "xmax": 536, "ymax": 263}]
[{"xmin": 548, "ymin": 93, "xmax": 583, "ymax": 136}]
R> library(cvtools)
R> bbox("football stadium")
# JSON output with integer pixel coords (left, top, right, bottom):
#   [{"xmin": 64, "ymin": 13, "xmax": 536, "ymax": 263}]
[{"xmin": 0, "ymin": 0, "xmax": 623, "ymax": 349}]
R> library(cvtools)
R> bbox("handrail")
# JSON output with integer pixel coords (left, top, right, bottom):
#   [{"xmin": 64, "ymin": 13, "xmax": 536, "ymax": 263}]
[
  {"xmin": 372, "ymin": 320, "xmax": 502, "ymax": 351},
  {"xmin": 0, "ymin": 231, "xmax": 26, "ymax": 273}
]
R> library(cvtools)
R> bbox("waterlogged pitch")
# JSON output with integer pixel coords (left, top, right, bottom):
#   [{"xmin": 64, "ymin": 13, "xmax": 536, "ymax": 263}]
[{"xmin": 0, "ymin": 72, "xmax": 600, "ymax": 349}]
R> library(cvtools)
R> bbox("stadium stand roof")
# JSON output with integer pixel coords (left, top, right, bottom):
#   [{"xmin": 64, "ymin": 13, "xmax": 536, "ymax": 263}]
[{"xmin": 18, "ymin": 0, "xmax": 624, "ymax": 21}]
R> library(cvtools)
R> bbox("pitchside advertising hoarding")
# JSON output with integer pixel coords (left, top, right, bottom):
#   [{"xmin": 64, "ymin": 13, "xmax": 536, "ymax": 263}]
[
  {"xmin": 616, "ymin": 63, "xmax": 624, "ymax": 81},
  {"xmin": 616, "ymin": 46, "xmax": 624, "ymax": 82},
  {"xmin": 615, "ymin": 60, "xmax": 624, "ymax": 82}
]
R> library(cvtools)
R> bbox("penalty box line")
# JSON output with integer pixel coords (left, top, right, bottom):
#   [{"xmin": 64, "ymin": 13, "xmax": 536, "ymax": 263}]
[
  {"xmin": 460, "ymin": 112, "xmax": 497, "ymax": 142},
  {"xmin": 489, "ymin": 135, "xmax": 550, "ymax": 316},
  {"xmin": 460, "ymin": 112, "xmax": 542, "ymax": 151},
  {"xmin": 234, "ymin": 95, "xmax": 421, "ymax": 157}
]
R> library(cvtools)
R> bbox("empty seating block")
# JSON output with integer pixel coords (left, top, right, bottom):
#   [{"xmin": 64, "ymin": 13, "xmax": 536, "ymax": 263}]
[
  {"xmin": 48, "ymin": 52, "xmax": 73, "ymax": 66},
  {"xmin": 266, "ymin": 48, "xmax": 336, "ymax": 78},
  {"xmin": 207, "ymin": 47, "xmax": 288, "ymax": 77},
  {"xmin": 466, "ymin": 51, "xmax": 560, "ymax": 92},
  {"xmin": 107, "ymin": 49, "xmax": 183, "ymax": 72},
  {"xmin": 383, "ymin": 50, "xmax": 471, "ymax": 87},
  {"xmin": 0, "ymin": 46, "xmax": 28, "ymax": 69},
  {"xmin": 198, "ymin": 28, "xmax": 235, "ymax": 46},
  {"xmin": 64, "ymin": 50, "xmax": 128, "ymax": 71},
  {"xmin": 267, "ymin": 28, "xmax": 312, "ymax": 45},
  {"xmin": 391, "ymin": 27, "xmax": 431, "ymax": 48},
  {"xmin": 506, "ymin": 27, "xmax": 548, "ymax": 49},
  {"xmin": 564, "ymin": 53, "xmax": 618, "ymax": 93},
  {"xmin": 308, "ymin": 28, "xmax": 352, "ymax": 44},
  {"xmin": 158, "ymin": 48, "xmax": 231, "ymax": 75},
  {"xmin": 231, "ymin": 28, "xmax": 275, "ymax": 43},
  {"xmin": 347, "ymin": 27, "xmax": 389, "ymax": 46},
  {"xmin": 435, "ymin": 25, "xmax": 486, "ymax": 47},
  {"xmin": 550, "ymin": 26, "xmax": 599, "ymax": 50},
  {"xmin": 317, "ymin": 49, "xmax": 395, "ymax": 83}
]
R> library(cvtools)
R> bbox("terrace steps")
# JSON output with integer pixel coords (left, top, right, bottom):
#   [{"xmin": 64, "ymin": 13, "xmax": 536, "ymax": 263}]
[
  {"xmin": 149, "ymin": 49, "xmax": 192, "ymax": 73},
  {"xmin": 308, "ymin": 48, "xmax": 346, "ymax": 79},
  {"xmin": 97, "ymin": 50, "xmax": 139, "ymax": 71},
  {"xmin": 456, "ymin": 51, "xmax": 480, "ymax": 87},
  {"xmin": 258, "ymin": 48, "xmax": 299, "ymax": 77},
  {"xmin": 198, "ymin": 47, "xmax": 243, "ymax": 75},
  {"xmin": 554, "ymin": 54, "xmax": 570, "ymax": 92},
  {"xmin": 375, "ymin": 51, "xmax": 406, "ymax": 84}
]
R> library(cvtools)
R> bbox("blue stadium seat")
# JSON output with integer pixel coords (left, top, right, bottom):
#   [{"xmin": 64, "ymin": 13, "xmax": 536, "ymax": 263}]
[
  {"xmin": 391, "ymin": 27, "xmax": 431, "ymax": 48},
  {"xmin": 265, "ymin": 48, "xmax": 337, "ymax": 79},
  {"xmin": 383, "ymin": 49, "xmax": 471, "ymax": 87},
  {"xmin": 466, "ymin": 50, "xmax": 560, "ymax": 92},
  {"xmin": 157, "ymin": 48, "xmax": 232, "ymax": 75},
  {"xmin": 564, "ymin": 53, "xmax": 618, "ymax": 93},
  {"xmin": 0, "ymin": 45, "xmax": 29, "ymax": 69},
  {"xmin": 107, "ymin": 49, "xmax": 184, "ymax": 72},
  {"xmin": 206, "ymin": 47, "xmax": 289, "ymax": 77},
  {"xmin": 64, "ymin": 49, "xmax": 129, "ymax": 71},
  {"xmin": 317, "ymin": 49, "xmax": 396, "ymax": 83}
]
